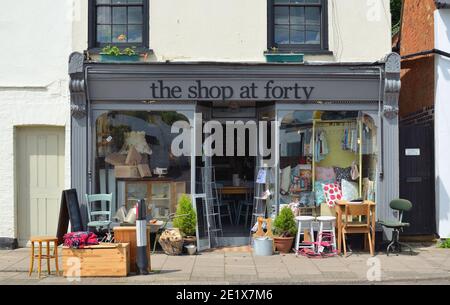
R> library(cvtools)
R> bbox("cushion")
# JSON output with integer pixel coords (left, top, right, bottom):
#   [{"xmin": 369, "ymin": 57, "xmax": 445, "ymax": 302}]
[
  {"xmin": 323, "ymin": 183, "xmax": 343, "ymax": 207},
  {"xmin": 341, "ymin": 179, "xmax": 359, "ymax": 201},
  {"xmin": 299, "ymin": 192, "xmax": 315, "ymax": 207},
  {"xmin": 315, "ymin": 166, "xmax": 336, "ymax": 181},
  {"xmin": 314, "ymin": 179, "xmax": 334, "ymax": 205},
  {"xmin": 280, "ymin": 166, "xmax": 291, "ymax": 193},
  {"xmin": 333, "ymin": 166, "xmax": 352, "ymax": 185}
]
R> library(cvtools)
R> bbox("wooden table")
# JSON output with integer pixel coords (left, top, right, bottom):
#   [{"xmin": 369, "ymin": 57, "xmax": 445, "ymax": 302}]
[
  {"xmin": 113, "ymin": 226, "xmax": 151, "ymax": 273},
  {"xmin": 335, "ymin": 200, "xmax": 376, "ymax": 255},
  {"xmin": 219, "ymin": 186, "xmax": 252, "ymax": 195}
]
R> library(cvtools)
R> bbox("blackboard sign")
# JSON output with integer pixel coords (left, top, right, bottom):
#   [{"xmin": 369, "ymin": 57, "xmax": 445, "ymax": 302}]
[{"xmin": 56, "ymin": 189, "xmax": 84, "ymax": 245}]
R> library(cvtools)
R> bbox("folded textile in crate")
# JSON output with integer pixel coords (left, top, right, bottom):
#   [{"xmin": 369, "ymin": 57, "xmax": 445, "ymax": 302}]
[{"xmin": 63, "ymin": 232, "xmax": 99, "ymax": 249}]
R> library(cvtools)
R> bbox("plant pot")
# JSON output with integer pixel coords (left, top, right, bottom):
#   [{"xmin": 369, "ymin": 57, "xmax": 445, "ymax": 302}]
[
  {"xmin": 185, "ymin": 244, "xmax": 197, "ymax": 255},
  {"xmin": 183, "ymin": 236, "xmax": 197, "ymax": 245},
  {"xmin": 100, "ymin": 54, "xmax": 140, "ymax": 63},
  {"xmin": 265, "ymin": 53, "xmax": 304, "ymax": 63},
  {"xmin": 274, "ymin": 236, "xmax": 295, "ymax": 253}
]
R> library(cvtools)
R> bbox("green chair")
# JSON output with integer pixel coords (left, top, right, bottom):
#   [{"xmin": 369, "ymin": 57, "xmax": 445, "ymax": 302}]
[
  {"xmin": 85, "ymin": 193, "xmax": 113, "ymax": 236},
  {"xmin": 379, "ymin": 199, "xmax": 414, "ymax": 256}
]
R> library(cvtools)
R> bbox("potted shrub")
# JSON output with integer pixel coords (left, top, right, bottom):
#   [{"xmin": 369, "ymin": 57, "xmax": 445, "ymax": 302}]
[
  {"xmin": 173, "ymin": 194, "xmax": 197, "ymax": 247},
  {"xmin": 273, "ymin": 207, "xmax": 297, "ymax": 253},
  {"xmin": 100, "ymin": 45, "xmax": 141, "ymax": 62}
]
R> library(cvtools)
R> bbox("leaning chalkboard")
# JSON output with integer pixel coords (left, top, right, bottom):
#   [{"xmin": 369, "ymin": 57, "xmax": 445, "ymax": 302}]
[{"xmin": 56, "ymin": 189, "xmax": 84, "ymax": 245}]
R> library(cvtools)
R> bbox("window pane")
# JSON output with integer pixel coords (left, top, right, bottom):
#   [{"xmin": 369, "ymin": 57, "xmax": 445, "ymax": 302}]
[
  {"xmin": 305, "ymin": 7, "xmax": 320, "ymax": 25},
  {"xmin": 97, "ymin": 6, "xmax": 111, "ymax": 24},
  {"xmin": 128, "ymin": 0, "xmax": 143, "ymax": 3},
  {"xmin": 274, "ymin": 0, "xmax": 290, "ymax": 3},
  {"xmin": 305, "ymin": 0, "xmax": 320, "ymax": 3},
  {"xmin": 290, "ymin": 7, "xmax": 305, "ymax": 24},
  {"xmin": 275, "ymin": 25, "xmax": 289, "ymax": 44},
  {"xmin": 112, "ymin": 25, "xmax": 127, "ymax": 42},
  {"xmin": 97, "ymin": 25, "xmax": 111, "ymax": 43},
  {"xmin": 128, "ymin": 25, "xmax": 143, "ymax": 43},
  {"xmin": 112, "ymin": 7, "xmax": 127, "ymax": 24},
  {"xmin": 306, "ymin": 25, "xmax": 320, "ymax": 44},
  {"xmin": 290, "ymin": 25, "xmax": 305, "ymax": 44},
  {"xmin": 275, "ymin": 7, "xmax": 289, "ymax": 25},
  {"xmin": 96, "ymin": 0, "xmax": 111, "ymax": 4},
  {"xmin": 112, "ymin": 0, "xmax": 128, "ymax": 4},
  {"xmin": 128, "ymin": 7, "xmax": 142, "ymax": 24}
]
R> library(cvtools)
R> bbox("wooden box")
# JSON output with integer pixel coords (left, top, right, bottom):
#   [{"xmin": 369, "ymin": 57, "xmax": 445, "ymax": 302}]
[
  {"xmin": 114, "ymin": 226, "xmax": 151, "ymax": 273},
  {"xmin": 62, "ymin": 243, "xmax": 130, "ymax": 277},
  {"xmin": 115, "ymin": 165, "xmax": 140, "ymax": 178}
]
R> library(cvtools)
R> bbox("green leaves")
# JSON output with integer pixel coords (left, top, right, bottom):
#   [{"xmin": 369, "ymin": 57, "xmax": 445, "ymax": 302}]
[
  {"xmin": 101, "ymin": 45, "xmax": 137, "ymax": 57},
  {"xmin": 173, "ymin": 194, "xmax": 197, "ymax": 237},
  {"xmin": 273, "ymin": 207, "xmax": 297, "ymax": 237}
]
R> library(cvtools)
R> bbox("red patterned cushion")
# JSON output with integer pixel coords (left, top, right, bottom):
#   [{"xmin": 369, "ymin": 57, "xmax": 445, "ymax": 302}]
[{"xmin": 323, "ymin": 183, "xmax": 342, "ymax": 207}]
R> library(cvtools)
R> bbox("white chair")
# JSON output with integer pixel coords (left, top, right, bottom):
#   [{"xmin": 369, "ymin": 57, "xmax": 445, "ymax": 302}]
[
  {"xmin": 316, "ymin": 216, "xmax": 337, "ymax": 253},
  {"xmin": 294, "ymin": 216, "xmax": 316, "ymax": 255}
]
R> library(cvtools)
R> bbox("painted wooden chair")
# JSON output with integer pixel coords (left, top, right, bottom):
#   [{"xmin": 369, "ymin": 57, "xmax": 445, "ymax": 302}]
[{"xmin": 85, "ymin": 193, "xmax": 113, "ymax": 235}]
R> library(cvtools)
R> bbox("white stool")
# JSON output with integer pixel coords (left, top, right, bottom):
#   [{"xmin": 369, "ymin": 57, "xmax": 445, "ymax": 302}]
[
  {"xmin": 294, "ymin": 216, "xmax": 315, "ymax": 255},
  {"xmin": 316, "ymin": 216, "xmax": 337, "ymax": 253}
]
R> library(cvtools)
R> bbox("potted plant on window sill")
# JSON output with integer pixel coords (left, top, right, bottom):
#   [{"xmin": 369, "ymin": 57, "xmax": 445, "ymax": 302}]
[
  {"xmin": 264, "ymin": 47, "xmax": 304, "ymax": 63},
  {"xmin": 173, "ymin": 194, "xmax": 198, "ymax": 255},
  {"xmin": 273, "ymin": 207, "xmax": 297, "ymax": 253},
  {"xmin": 99, "ymin": 45, "xmax": 142, "ymax": 62}
]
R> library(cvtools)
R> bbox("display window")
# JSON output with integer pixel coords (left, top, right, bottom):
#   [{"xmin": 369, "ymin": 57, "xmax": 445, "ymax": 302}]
[
  {"xmin": 278, "ymin": 110, "xmax": 378, "ymax": 217},
  {"xmin": 93, "ymin": 110, "xmax": 192, "ymax": 221}
]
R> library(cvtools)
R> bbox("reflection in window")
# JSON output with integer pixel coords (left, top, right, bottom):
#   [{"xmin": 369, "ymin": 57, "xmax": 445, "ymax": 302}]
[{"xmin": 94, "ymin": 111, "xmax": 191, "ymax": 221}]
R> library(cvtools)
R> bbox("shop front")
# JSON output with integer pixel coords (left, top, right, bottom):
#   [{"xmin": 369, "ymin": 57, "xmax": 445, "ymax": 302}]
[{"xmin": 68, "ymin": 52, "xmax": 401, "ymax": 251}]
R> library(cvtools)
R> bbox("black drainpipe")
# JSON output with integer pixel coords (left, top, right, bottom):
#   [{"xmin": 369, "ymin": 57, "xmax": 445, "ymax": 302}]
[{"xmin": 401, "ymin": 48, "xmax": 450, "ymax": 60}]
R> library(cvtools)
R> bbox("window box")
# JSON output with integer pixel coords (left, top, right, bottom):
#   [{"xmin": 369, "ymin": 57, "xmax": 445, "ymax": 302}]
[
  {"xmin": 99, "ymin": 54, "xmax": 141, "ymax": 63},
  {"xmin": 265, "ymin": 53, "xmax": 304, "ymax": 63}
]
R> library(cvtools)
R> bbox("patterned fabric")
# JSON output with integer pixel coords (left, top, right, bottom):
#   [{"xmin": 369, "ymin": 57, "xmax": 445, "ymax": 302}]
[
  {"xmin": 315, "ymin": 166, "xmax": 336, "ymax": 181},
  {"xmin": 323, "ymin": 183, "xmax": 343, "ymax": 207},
  {"xmin": 333, "ymin": 166, "xmax": 352, "ymax": 185},
  {"xmin": 63, "ymin": 232, "xmax": 99, "ymax": 249},
  {"xmin": 314, "ymin": 179, "xmax": 334, "ymax": 205},
  {"xmin": 341, "ymin": 179, "xmax": 359, "ymax": 201}
]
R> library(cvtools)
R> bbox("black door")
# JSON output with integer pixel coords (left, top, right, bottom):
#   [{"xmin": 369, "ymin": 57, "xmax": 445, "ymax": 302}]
[{"xmin": 399, "ymin": 124, "xmax": 436, "ymax": 235}]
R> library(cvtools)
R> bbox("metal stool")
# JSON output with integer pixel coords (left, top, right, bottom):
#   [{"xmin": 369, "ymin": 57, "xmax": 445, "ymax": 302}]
[
  {"xmin": 294, "ymin": 216, "xmax": 315, "ymax": 255},
  {"xmin": 316, "ymin": 216, "xmax": 337, "ymax": 253},
  {"xmin": 29, "ymin": 236, "xmax": 60, "ymax": 278}
]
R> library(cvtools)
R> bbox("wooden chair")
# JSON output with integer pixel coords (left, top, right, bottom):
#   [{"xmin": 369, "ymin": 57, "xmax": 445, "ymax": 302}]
[
  {"xmin": 341, "ymin": 202, "xmax": 374, "ymax": 256},
  {"xmin": 85, "ymin": 193, "xmax": 113, "ymax": 235},
  {"xmin": 29, "ymin": 236, "xmax": 60, "ymax": 278}
]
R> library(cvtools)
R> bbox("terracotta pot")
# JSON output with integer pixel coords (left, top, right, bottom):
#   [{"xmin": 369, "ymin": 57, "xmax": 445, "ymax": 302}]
[{"xmin": 274, "ymin": 236, "xmax": 295, "ymax": 253}]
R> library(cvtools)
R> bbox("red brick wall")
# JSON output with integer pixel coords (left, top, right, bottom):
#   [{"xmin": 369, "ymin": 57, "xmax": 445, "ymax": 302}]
[{"xmin": 399, "ymin": 0, "xmax": 436, "ymax": 117}]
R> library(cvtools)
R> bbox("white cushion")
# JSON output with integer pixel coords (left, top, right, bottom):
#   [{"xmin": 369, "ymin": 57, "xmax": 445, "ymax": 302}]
[{"xmin": 341, "ymin": 179, "xmax": 359, "ymax": 201}]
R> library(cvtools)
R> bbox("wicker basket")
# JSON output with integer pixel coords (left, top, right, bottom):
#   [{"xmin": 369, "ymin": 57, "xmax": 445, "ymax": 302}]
[{"xmin": 158, "ymin": 228, "xmax": 184, "ymax": 255}]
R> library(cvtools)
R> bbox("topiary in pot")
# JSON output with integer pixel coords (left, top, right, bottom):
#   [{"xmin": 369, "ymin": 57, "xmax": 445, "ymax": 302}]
[
  {"xmin": 173, "ymin": 194, "xmax": 197, "ymax": 243},
  {"xmin": 273, "ymin": 207, "xmax": 297, "ymax": 253}
]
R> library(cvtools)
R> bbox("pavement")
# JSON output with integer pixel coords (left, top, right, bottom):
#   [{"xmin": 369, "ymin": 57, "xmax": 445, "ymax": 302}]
[{"xmin": 1, "ymin": 244, "xmax": 450, "ymax": 285}]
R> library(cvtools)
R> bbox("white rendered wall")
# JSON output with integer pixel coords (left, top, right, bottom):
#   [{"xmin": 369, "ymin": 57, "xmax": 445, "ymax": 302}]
[
  {"xmin": 73, "ymin": 0, "xmax": 392, "ymax": 63},
  {"xmin": 0, "ymin": 0, "xmax": 73, "ymax": 239},
  {"xmin": 435, "ymin": 9, "xmax": 450, "ymax": 238}
]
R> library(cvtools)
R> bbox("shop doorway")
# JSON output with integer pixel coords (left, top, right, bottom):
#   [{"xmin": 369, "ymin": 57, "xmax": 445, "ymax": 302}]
[
  {"xmin": 195, "ymin": 102, "xmax": 275, "ymax": 248},
  {"xmin": 15, "ymin": 127, "xmax": 65, "ymax": 247},
  {"xmin": 400, "ymin": 123, "xmax": 436, "ymax": 235}
]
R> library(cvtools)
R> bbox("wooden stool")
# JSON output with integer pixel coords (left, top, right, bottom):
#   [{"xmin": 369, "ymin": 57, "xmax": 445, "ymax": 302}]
[{"xmin": 29, "ymin": 236, "xmax": 60, "ymax": 277}]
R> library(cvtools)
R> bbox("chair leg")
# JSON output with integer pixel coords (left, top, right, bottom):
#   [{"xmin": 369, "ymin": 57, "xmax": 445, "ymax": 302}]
[
  {"xmin": 236, "ymin": 203, "xmax": 242, "ymax": 225},
  {"xmin": 227, "ymin": 204, "xmax": 233, "ymax": 225},
  {"xmin": 398, "ymin": 242, "xmax": 414, "ymax": 255},
  {"xmin": 38, "ymin": 242, "xmax": 42, "ymax": 278},
  {"xmin": 331, "ymin": 222, "xmax": 337, "ymax": 252},
  {"xmin": 295, "ymin": 221, "xmax": 302, "ymax": 255},
  {"xmin": 54, "ymin": 241, "xmax": 60, "ymax": 276},
  {"xmin": 342, "ymin": 232, "xmax": 347, "ymax": 256},
  {"xmin": 245, "ymin": 205, "xmax": 250, "ymax": 229},
  {"xmin": 28, "ymin": 242, "xmax": 35, "ymax": 276},
  {"xmin": 368, "ymin": 232, "xmax": 374, "ymax": 256},
  {"xmin": 46, "ymin": 242, "xmax": 51, "ymax": 275}
]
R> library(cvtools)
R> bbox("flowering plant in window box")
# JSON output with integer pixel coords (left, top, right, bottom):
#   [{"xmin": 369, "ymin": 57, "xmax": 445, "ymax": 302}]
[{"xmin": 100, "ymin": 45, "xmax": 142, "ymax": 62}]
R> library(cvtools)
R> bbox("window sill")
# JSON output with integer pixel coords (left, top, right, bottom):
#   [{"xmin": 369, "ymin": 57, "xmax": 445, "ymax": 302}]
[{"xmin": 265, "ymin": 50, "xmax": 333, "ymax": 56}]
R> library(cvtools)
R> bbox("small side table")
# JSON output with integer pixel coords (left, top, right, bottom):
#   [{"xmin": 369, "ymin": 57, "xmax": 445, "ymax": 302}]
[{"xmin": 29, "ymin": 236, "xmax": 60, "ymax": 277}]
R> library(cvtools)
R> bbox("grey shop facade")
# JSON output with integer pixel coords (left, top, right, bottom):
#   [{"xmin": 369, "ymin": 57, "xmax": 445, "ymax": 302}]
[{"xmin": 68, "ymin": 52, "xmax": 401, "ymax": 250}]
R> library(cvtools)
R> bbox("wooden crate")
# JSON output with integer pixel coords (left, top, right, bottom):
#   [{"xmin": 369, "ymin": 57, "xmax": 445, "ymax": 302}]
[
  {"xmin": 62, "ymin": 243, "xmax": 130, "ymax": 277},
  {"xmin": 114, "ymin": 226, "xmax": 151, "ymax": 273}
]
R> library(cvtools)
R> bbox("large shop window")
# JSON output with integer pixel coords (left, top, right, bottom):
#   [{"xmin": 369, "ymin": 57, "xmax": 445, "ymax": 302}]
[
  {"xmin": 268, "ymin": 0, "xmax": 329, "ymax": 52},
  {"xmin": 279, "ymin": 111, "xmax": 377, "ymax": 217},
  {"xmin": 94, "ymin": 111, "xmax": 191, "ymax": 220},
  {"xmin": 89, "ymin": 0, "xmax": 149, "ymax": 48}
]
